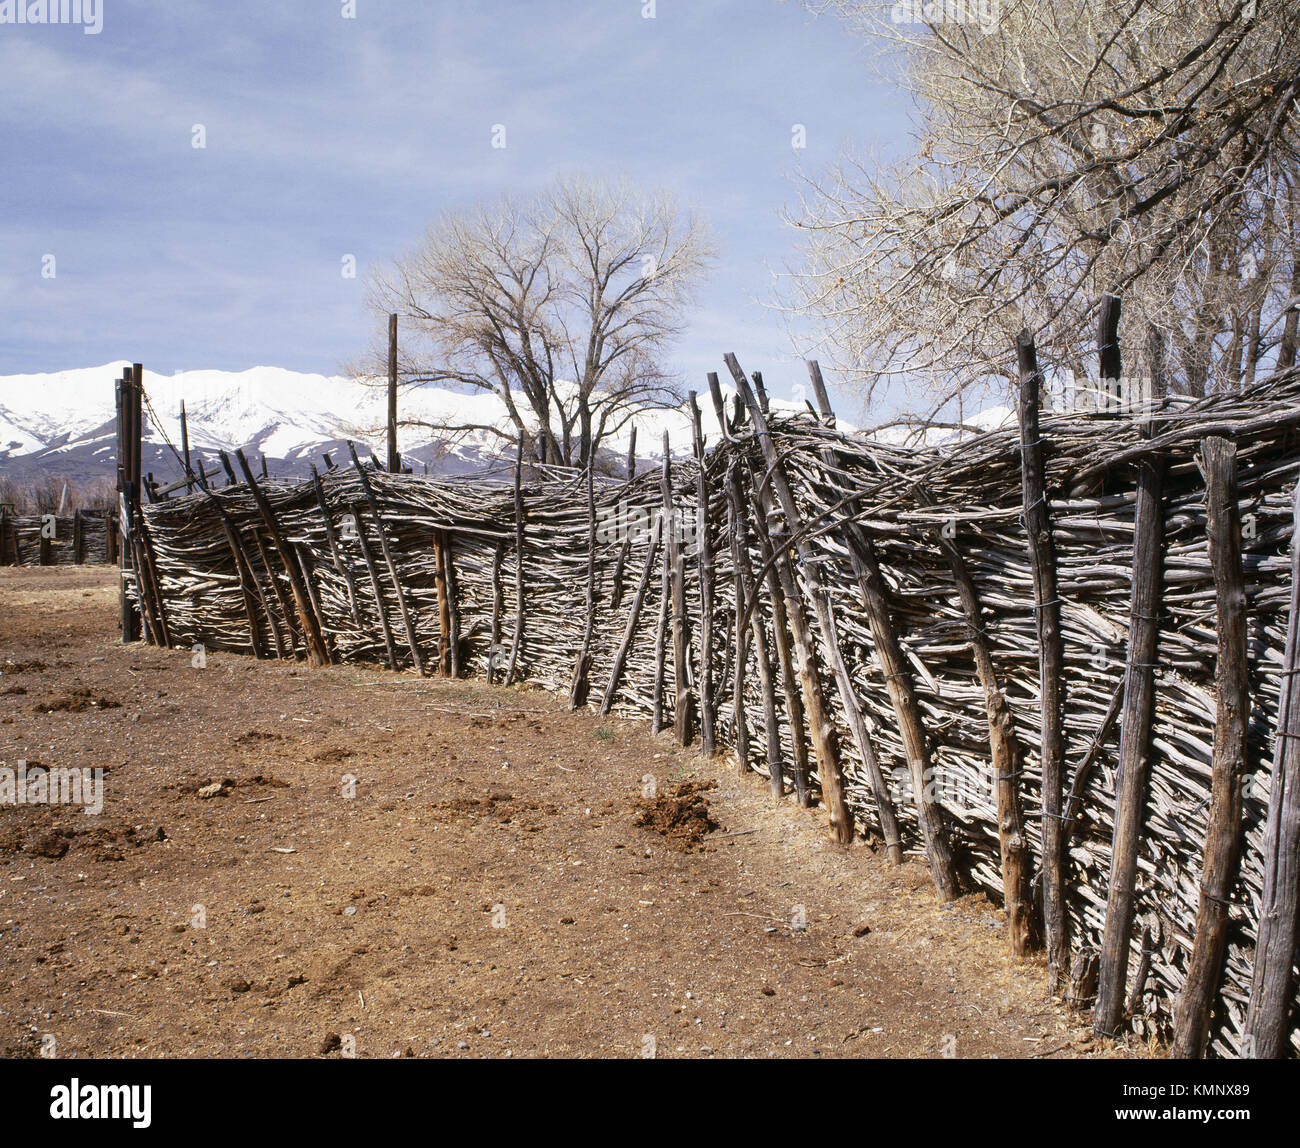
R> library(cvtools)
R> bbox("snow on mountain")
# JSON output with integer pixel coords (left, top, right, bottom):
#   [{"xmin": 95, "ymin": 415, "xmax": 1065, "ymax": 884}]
[{"xmin": 0, "ymin": 363, "xmax": 827, "ymax": 486}]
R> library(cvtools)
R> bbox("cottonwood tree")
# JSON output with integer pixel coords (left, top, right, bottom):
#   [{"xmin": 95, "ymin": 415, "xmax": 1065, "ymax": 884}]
[
  {"xmin": 790, "ymin": 0, "xmax": 1300, "ymax": 427},
  {"xmin": 363, "ymin": 175, "xmax": 714, "ymax": 468}
]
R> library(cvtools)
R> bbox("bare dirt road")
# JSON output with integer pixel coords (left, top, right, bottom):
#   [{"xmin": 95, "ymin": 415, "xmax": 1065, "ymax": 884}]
[{"xmin": 0, "ymin": 567, "xmax": 1124, "ymax": 1058}]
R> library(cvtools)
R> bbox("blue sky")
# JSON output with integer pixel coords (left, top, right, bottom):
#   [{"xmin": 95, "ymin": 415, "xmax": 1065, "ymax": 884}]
[{"xmin": 0, "ymin": 0, "xmax": 910, "ymax": 412}]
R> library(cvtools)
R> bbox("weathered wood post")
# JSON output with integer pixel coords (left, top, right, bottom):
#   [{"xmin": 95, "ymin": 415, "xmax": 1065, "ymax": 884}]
[
  {"xmin": 1244, "ymin": 472, "xmax": 1300, "ymax": 1059},
  {"xmin": 846, "ymin": 531, "xmax": 957, "ymax": 893},
  {"xmin": 1172, "ymin": 442, "xmax": 1248, "ymax": 1057},
  {"xmin": 1016, "ymin": 329, "xmax": 1069, "ymax": 994},
  {"xmin": 726, "ymin": 354, "xmax": 854, "ymax": 844},
  {"xmin": 690, "ymin": 393, "xmax": 717, "ymax": 756},
  {"xmin": 570, "ymin": 465, "xmax": 598, "ymax": 708},
  {"xmin": 746, "ymin": 489, "xmax": 811, "ymax": 805},
  {"xmin": 346, "ymin": 442, "xmax": 423, "ymax": 674},
  {"xmin": 801, "ymin": 362, "xmax": 905, "ymax": 863},
  {"xmin": 601, "ymin": 519, "xmax": 661, "ymax": 715},
  {"xmin": 488, "ymin": 541, "xmax": 504, "ymax": 684},
  {"xmin": 180, "ymin": 399, "xmax": 194, "ymax": 492},
  {"xmin": 662, "ymin": 431, "xmax": 696, "ymax": 745},
  {"xmin": 706, "ymin": 373, "xmax": 763, "ymax": 781},
  {"xmin": 387, "ymin": 312, "xmax": 401, "ymax": 474},
  {"xmin": 444, "ymin": 533, "xmax": 463, "ymax": 677},
  {"xmin": 311, "ymin": 466, "xmax": 362, "ymax": 629},
  {"xmin": 651, "ymin": 487, "xmax": 672, "ymax": 736},
  {"xmin": 236, "ymin": 449, "xmax": 330, "ymax": 667},
  {"xmin": 504, "ymin": 439, "xmax": 527, "ymax": 686},
  {"xmin": 115, "ymin": 366, "xmax": 142, "ymax": 642},
  {"xmin": 1095, "ymin": 377, "xmax": 1166, "ymax": 1039},
  {"xmin": 938, "ymin": 518, "xmax": 1040, "ymax": 951},
  {"xmin": 432, "ymin": 531, "xmax": 453, "ymax": 676}
]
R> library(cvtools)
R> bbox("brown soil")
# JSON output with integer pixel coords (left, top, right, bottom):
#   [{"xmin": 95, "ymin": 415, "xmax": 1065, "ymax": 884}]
[{"xmin": 0, "ymin": 567, "xmax": 1137, "ymax": 1059}]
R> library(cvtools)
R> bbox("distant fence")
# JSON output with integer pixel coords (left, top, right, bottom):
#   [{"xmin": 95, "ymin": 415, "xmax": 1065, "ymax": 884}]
[
  {"xmin": 132, "ymin": 356, "xmax": 1300, "ymax": 1060},
  {"xmin": 0, "ymin": 509, "xmax": 118, "ymax": 567}
]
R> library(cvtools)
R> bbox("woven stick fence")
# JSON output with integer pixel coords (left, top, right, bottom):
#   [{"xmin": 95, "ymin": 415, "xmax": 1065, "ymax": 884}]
[
  {"xmin": 0, "ymin": 510, "xmax": 118, "ymax": 567},
  {"xmin": 132, "ymin": 358, "xmax": 1300, "ymax": 1059}
]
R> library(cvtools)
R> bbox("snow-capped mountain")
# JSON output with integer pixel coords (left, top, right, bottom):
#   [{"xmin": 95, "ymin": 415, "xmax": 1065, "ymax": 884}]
[{"xmin": 0, "ymin": 363, "xmax": 816, "ymax": 487}]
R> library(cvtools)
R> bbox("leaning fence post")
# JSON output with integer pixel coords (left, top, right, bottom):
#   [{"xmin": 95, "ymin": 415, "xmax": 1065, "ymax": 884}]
[
  {"xmin": 600, "ymin": 510, "xmax": 661, "ymax": 715},
  {"xmin": 726, "ymin": 353, "xmax": 854, "ymax": 844},
  {"xmin": 746, "ymin": 483, "xmax": 811, "ymax": 805},
  {"xmin": 690, "ymin": 394, "xmax": 717, "ymax": 756},
  {"xmin": 1016, "ymin": 328, "xmax": 1070, "ymax": 995},
  {"xmin": 346, "ymin": 442, "xmax": 424, "ymax": 675},
  {"xmin": 1244, "ymin": 471, "xmax": 1300, "ymax": 1059},
  {"xmin": 937, "ymin": 523, "xmax": 1040, "ymax": 951},
  {"xmin": 847, "ymin": 530, "xmax": 957, "ymax": 894},
  {"xmin": 1095, "ymin": 379, "xmax": 1166, "ymax": 1039},
  {"xmin": 237, "ymin": 449, "xmax": 330, "ymax": 667},
  {"xmin": 801, "ymin": 364, "xmax": 905, "ymax": 862}
]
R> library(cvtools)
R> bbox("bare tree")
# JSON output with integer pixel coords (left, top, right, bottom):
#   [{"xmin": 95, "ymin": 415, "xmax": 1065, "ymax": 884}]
[
  {"xmin": 789, "ymin": 0, "xmax": 1300, "ymax": 423},
  {"xmin": 361, "ymin": 174, "xmax": 715, "ymax": 468}
]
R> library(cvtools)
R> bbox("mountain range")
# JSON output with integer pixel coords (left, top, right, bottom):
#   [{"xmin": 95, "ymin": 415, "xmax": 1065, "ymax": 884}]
[
  {"xmin": 0, "ymin": 364, "xmax": 749, "ymax": 489},
  {"xmin": 0, "ymin": 363, "xmax": 1013, "ymax": 492}
]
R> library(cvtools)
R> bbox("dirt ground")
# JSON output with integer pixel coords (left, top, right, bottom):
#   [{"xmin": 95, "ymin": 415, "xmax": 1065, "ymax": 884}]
[{"xmin": 0, "ymin": 566, "xmax": 1132, "ymax": 1059}]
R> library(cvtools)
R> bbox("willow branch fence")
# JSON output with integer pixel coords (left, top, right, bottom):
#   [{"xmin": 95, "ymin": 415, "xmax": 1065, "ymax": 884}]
[
  {"xmin": 0, "ymin": 509, "xmax": 118, "ymax": 567},
  {"xmin": 128, "ymin": 355, "xmax": 1300, "ymax": 1059}
]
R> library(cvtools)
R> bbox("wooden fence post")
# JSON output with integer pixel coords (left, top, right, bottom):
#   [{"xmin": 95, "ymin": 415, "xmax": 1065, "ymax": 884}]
[
  {"xmin": 662, "ymin": 432, "xmax": 696, "ymax": 745},
  {"xmin": 708, "ymin": 372, "xmax": 775, "ymax": 785},
  {"xmin": 504, "ymin": 440, "xmax": 527, "ymax": 686},
  {"xmin": 937, "ymin": 527, "xmax": 1040, "ymax": 951},
  {"xmin": 1095, "ymin": 393, "xmax": 1166, "ymax": 1039},
  {"xmin": 116, "ymin": 367, "xmax": 141, "ymax": 642},
  {"xmin": 443, "ymin": 532, "xmax": 463, "ymax": 677},
  {"xmin": 488, "ymin": 541, "xmax": 504, "ymax": 684},
  {"xmin": 801, "ymin": 365, "xmax": 905, "ymax": 861},
  {"xmin": 237, "ymin": 450, "xmax": 329, "ymax": 666},
  {"xmin": 726, "ymin": 354, "xmax": 854, "ymax": 844},
  {"xmin": 432, "ymin": 531, "xmax": 453, "ymax": 676},
  {"xmin": 570, "ymin": 465, "xmax": 598, "ymax": 708},
  {"xmin": 387, "ymin": 312, "xmax": 401, "ymax": 474},
  {"xmin": 691, "ymin": 394, "xmax": 717, "ymax": 756},
  {"xmin": 311, "ymin": 466, "xmax": 363, "ymax": 630},
  {"xmin": 346, "ymin": 443, "xmax": 424, "ymax": 675},
  {"xmin": 1016, "ymin": 328, "xmax": 1069, "ymax": 995},
  {"xmin": 846, "ymin": 530, "xmax": 958, "ymax": 895},
  {"xmin": 601, "ymin": 519, "xmax": 661, "ymax": 715},
  {"xmin": 1173, "ymin": 441, "xmax": 1249, "ymax": 1056},
  {"xmin": 651, "ymin": 528, "xmax": 671, "ymax": 736},
  {"xmin": 746, "ymin": 487, "xmax": 812, "ymax": 805},
  {"xmin": 180, "ymin": 400, "xmax": 194, "ymax": 492},
  {"xmin": 1244, "ymin": 472, "xmax": 1300, "ymax": 1059},
  {"xmin": 216, "ymin": 505, "xmax": 267, "ymax": 659}
]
